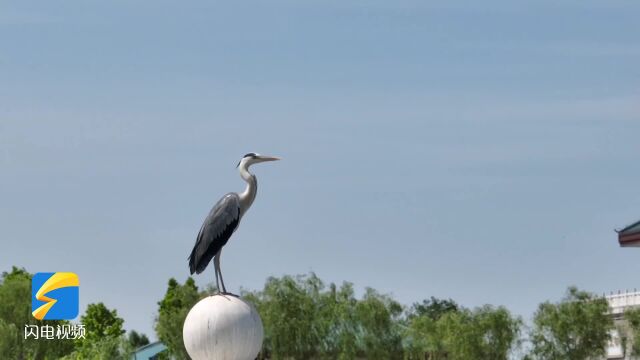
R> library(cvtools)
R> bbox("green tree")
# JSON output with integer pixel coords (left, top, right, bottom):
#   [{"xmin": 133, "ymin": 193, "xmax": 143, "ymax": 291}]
[
  {"xmin": 439, "ymin": 306, "xmax": 521, "ymax": 360},
  {"xmin": 63, "ymin": 302, "xmax": 131, "ymax": 360},
  {"xmin": 80, "ymin": 303, "xmax": 125, "ymax": 343},
  {"xmin": 60, "ymin": 337, "xmax": 132, "ymax": 360},
  {"xmin": 243, "ymin": 273, "xmax": 404, "ymax": 360},
  {"xmin": 404, "ymin": 312, "xmax": 447, "ymax": 360},
  {"xmin": 0, "ymin": 318, "xmax": 20, "ymax": 359},
  {"xmin": 319, "ymin": 282, "xmax": 359, "ymax": 359},
  {"xmin": 403, "ymin": 297, "xmax": 460, "ymax": 359},
  {"xmin": 410, "ymin": 297, "xmax": 459, "ymax": 320},
  {"xmin": 529, "ymin": 286, "xmax": 613, "ymax": 360},
  {"xmin": 623, "ymin": 307, "xmax": 640, "ymax": 356},
  {"xmin": 0, "ymin": 267, "xmax": 75, "ymax": 360},
  {"xmin": 243, "ymin": 274, "xmax": 327, "ymax": 359},
  {"xmin": 128, "ymin": 330, "xmax": 150, "ymax": 349},
  {"xmin": 405, "ymin": 302, "xmax": 520, "ymax": 360},
  {"xmin": 155, "ymin": 277, "xmax": 202, "ymax": 360},
  {"xmin": 355, "ymin": 288, "xmax": 404, "ymax": 359}
]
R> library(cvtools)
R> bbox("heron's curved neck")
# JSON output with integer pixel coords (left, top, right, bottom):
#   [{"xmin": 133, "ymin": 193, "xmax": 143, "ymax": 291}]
[{"xmin": 238, "ymin": 166, "xmax": 257, "ymax": 215}]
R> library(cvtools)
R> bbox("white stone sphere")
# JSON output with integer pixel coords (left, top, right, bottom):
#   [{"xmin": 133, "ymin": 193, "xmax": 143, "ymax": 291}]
[{"xmin": 183, "ymin": 295, "xmax": 263, "ymax": 360}]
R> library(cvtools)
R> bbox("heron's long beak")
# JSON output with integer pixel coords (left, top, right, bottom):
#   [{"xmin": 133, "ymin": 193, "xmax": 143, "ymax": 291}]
[{"xmin": 257, "ymin": 155, "xmax": 280, "ymax": 162}]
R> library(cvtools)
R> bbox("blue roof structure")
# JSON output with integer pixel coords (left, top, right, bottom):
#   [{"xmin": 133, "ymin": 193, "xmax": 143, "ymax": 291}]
[{"xmin": 131, "ymin": 341, "xmax": 167, "ymax": 360}]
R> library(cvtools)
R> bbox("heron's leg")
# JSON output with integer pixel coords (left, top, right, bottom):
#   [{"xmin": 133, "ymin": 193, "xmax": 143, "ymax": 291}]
[
  {"xmin": 215, "ymin": 250, "xmax": 227, "ymax": 293},
  {"xmin": 213, "ymin": 251, "xmax": 221, "ymax": 293}
]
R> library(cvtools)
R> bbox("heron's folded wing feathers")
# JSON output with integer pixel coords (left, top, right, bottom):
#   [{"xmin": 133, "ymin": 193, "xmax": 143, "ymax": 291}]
[{"xmin": 189, "ymin": 193, "xmax": 240, "ymax": 274}]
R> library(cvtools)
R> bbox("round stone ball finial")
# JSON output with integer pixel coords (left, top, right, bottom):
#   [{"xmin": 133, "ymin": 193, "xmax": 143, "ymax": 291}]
[{"xmin": 183, "ymin": 294, "xmax": 263, "ymax": 360}]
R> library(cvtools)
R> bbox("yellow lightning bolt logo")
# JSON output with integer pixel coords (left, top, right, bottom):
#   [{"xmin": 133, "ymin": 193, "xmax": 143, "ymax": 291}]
[{"xmin": 32, "ymin": 272, "xmax": 79, "ymax": 320}]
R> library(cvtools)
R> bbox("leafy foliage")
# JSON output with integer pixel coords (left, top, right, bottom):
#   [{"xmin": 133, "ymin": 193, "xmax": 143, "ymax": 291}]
[
  {"xmin": 60, "ymin": 336, "xmax": 132, "ymax": 360},
  {"xmin": 442, "ymin": 306, "xmax": 521, "ymax": 360},
  {"xmin": 355, "ymin": 288, "xmax": 404, "ymax": 359},
  {"xmin": 0, "ymin": 267, "xmax": 149, "ymax": 360},
  {"xmin": 624, "ymin": 307, "xmax": 640, "ymax": 356},
  {"xmin": 80, "ymin": 303, "xmax": 125, "ymax": 343},
  {"xmin": 529, "ymin": 286, "xmax": 613, "ymax": 360},
  {"xmin": 0, "ymin": 267, "xmax": 75, "ymax": 360},
  {"xmin": 63, "ymin": 302, "xmax": 131, "ymax": 359},
  {"xmin": 243, "ymin": 273, "xmax": 404, "ymax": 359},
  {"xmin": 404, "ymin": 300, "xmax": 521, "ymax": 360},
  {"xmin": 155, "ymin": 277, "xmax": 203, "ymax": 360},
  {"xmin": 0, "ymin": 318, "xmax": 20, "ymax": 359},
  {"xmin": 128, "ymin": 330, "xmax": 150, "ymax": 349},
  {"xmin": 0, "ymin": 266, "xmax": 620, "ymax": 360},
  {"xmin": 410, "ymin": 297, "xmax": 459, "ymax": 321}
]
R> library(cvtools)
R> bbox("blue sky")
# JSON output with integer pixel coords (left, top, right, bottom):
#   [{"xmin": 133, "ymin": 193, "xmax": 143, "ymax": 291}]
[{"xmin": 2, "ymin": 0, "xmax": 639, "ymax": 340}]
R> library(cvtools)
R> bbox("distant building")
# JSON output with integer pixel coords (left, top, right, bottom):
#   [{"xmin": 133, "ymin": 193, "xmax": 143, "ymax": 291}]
[
  {"xmin": 606, "ymin": 291, "xmax": 640, "ymax": 359},
  {"xmin": 618, "ymin": 220, "xmax": 640, "ymax": 247},
  {"xmin": 131, "ymin": 341, "xmax": 167, "ymax": 360}
]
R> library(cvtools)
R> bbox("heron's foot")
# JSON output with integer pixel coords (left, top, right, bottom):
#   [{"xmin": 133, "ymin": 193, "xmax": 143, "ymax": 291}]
[{"xmin": 219, "ymin": 291, "xmax": 239, "ymax": 298}]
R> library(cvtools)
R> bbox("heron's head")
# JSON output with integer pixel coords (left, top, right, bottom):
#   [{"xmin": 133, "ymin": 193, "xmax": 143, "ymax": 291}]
[{"xmin": 236, "ymin": 153, "xmax": 280, "ymax": 169}]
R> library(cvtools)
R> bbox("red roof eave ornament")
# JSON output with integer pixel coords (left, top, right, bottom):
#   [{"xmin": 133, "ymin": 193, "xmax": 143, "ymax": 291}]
[
  {"xmin": 618, "ymin": 219, "xmax": 640, "ymax": 247},
  {"xmin": 620, "ymin": 232, "xmax": 640, "ymax": 247}
]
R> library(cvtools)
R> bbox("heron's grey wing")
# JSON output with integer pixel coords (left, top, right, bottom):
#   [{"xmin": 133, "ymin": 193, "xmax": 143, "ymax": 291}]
[{"xmin": 188, "ymin": 193, "xmax": 240, "ymax": 274}]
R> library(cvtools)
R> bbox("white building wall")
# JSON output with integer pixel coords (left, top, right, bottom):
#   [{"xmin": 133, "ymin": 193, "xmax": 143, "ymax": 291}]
[{"xmin": 606, "ymin": 291, "xmax": 640, "ymax": 360}]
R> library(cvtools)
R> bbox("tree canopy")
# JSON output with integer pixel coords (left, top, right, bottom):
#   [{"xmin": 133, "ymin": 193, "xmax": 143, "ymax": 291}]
[
  {"xmin": 0, "ymin": 267, "xmax": 150, "ymax": 360},
  {"xmin": 529, "ymin": 287, "xmax": 613, "ymax": 360},
  {"xmin": 409, "ymin": 296, "xmax": 459, "ymax": 321},
  {"xmin": 404, "ymin": 300, "xmax": 521, "ymax": 360},
  {"xmin": 622, "ymin": 307, "xmax": 640, "ymax": 357},
  {"xmin": 0, "ymin": 267, "xmax": 74, "ymax": 360},
  {"xmin": 62, "ymin": 302, "xmax": 131, "ymax": 360},
  {"xmin": 155, "ymin": 277, "xmax": 203, "ymax": 359},
  {"xmin": 128, "ymin": 330, "xmax": 150, "ymax": 349},
  {"xmin": 242, "ymin": 273, "xmax": 404, "ymax": 359},
  {"xmin": 0, "ymin": 266, "xmax": 623, "ymax": 359}
]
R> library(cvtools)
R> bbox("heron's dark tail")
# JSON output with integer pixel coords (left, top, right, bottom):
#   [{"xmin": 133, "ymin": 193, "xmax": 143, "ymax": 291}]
[{"xmin": 188, "ymin": 252, "xmax": 196, "ymax": 275}]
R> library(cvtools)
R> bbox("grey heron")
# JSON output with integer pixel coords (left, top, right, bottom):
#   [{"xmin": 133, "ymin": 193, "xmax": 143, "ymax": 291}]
[{"xmin": 188, "ymin": 153, "xmax": 280, "ymax": 293}]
